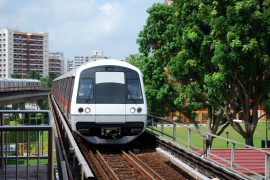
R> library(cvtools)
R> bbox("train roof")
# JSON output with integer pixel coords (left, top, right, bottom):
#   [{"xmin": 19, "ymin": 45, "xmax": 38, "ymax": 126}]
[
  {"xmin": 54, "ymin": 59, "xmax": 142, "ymax": 81},
  {"xmin": 0, "ymin": 78, "xmax": 40, "ymax": 82}
]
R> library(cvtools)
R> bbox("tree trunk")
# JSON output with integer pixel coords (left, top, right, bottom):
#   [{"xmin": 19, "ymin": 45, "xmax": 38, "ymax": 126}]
[{"xmin": 245, "ymin": 133, "xmax": 254, "ymax": 146}]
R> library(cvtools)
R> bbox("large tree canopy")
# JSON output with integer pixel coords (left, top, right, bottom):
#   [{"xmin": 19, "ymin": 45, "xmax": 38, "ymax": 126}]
[
  {"xmin": 209, "ymin": 0, "xmax": 270, "ymax": 145},
  {"xmin": 137, "ymin": 3, "xmax": 180, "ymax": 115},
  {"xmin": 138, "ymin": 0, "xmax": 270, "ymax": 146}
]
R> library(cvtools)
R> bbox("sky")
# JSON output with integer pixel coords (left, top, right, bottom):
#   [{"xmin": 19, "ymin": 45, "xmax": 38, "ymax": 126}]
[{"xmin": 0, "ymin": 0, "xmax": 162, "ymax": 60}]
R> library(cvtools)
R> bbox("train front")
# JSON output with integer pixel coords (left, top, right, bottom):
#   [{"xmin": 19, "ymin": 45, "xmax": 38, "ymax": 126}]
[{"xmin": 71, "ymin": 60, "xmax": 147, "ymax": 145}]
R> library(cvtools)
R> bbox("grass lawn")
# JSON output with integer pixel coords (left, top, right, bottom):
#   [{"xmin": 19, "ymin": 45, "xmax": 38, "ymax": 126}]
[
  {"xmin": 148, "ymin": 122, "xmax": 268, "ymax": 149},
  {"xmin": 3, "ymin": 131, "xmax": 49, "ymax": 153},
  {"xmin": 7, "ymin": 159, "xmax": 48, "ymax": 165},
  {"xmin": 3, "ymin": 120, "xmax": 49, "ymax": 153}
]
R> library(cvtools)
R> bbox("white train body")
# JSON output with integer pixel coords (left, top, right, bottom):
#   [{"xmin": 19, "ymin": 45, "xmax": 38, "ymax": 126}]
[
  {"xmin": 52, "ymin": 59, "xmax": 147, "ymax": 144},
  {"xmin": 0, "ymin": 78, "xmax": 41, "ymax": 92}
]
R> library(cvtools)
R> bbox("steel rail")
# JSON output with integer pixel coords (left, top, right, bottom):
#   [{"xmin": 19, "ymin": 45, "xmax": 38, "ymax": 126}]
[
  {"xmin": 86, "ymin": 149, "xmax": 110, "ymax": 180},
  {"xmin": 123, "ymin": 151, "xmax": 164, "ymax": 180},
  {"xmin": 95, "ymin": 150, "xmax": 119, "ymax": 180}
]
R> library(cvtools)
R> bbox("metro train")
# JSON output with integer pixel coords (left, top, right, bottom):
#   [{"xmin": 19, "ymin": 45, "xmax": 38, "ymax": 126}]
[
  {"xmin": 52, "ymin": 59, "xmax": 147, "ymax": 144},
  {"xmin": 0, "ymin": 78, "xmax": 41, "ymax": 92}
]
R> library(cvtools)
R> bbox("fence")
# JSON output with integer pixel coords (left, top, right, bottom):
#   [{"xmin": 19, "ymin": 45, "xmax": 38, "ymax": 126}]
[
  {"xmin": 147, "ymin": 114, "xmax": 270, "ymax": 179},
  {"xmin": 0, "ymin": 110, "xmax": 53, "ymax": 180}
]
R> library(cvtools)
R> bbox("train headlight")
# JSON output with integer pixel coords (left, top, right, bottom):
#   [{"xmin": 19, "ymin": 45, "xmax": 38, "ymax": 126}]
[
  {"xmin": 137, "ymin": 107, "xmax": 142, "ymax": 113},
  {"xmin": 85, "ymin": 107, "xmax": 91, "ymax": 113},
  {"xmin": 130, "ymin": 107, "xmax": 136, "ymax": 113},
  {"xmin": 78, "ymin": 107, "xmax": 84, "ymax": 113}
]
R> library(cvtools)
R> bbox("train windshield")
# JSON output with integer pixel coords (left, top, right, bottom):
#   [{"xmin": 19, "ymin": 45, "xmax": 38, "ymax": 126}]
[
  {"xmin": 127, "ymin": 79, "xmax": 143, "ymax": 100},
  {"xmin": 77, "ymin": 78, "xmax": 94, "ymax": 103},
  {"xmin": 95, "ymin": 72, "xmax": 125, "ymax": 104}
]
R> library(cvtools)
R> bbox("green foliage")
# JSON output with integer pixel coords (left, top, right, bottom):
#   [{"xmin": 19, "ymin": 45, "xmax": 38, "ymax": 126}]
[
  {"xmin": 40, "ymin": 76, "xmax": 50, "ymax": 88},
  {"xmin": 137, "ymin": 3, "xmax": 180, "ymax": 115},
  {"xmin": 27, "ymin": 70, "xmax": 41, "ymax": 80},
  {"xmin": 126, "ymin": 54, "xmax": 146, "ymax": 70},
  {"xmin": 138, "ymin": 0, "xmax": 270, "ymax": 146},
  {"xmin": 40, "ymin": 72, "xmax": 60, "ymax": 88},
  {"xmin": 11, "ymin": 74, "xmax": 22, "ymax": 79}
]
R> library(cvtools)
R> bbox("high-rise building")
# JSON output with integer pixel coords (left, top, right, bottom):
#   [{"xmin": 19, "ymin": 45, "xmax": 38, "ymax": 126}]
[
  {"xmin": 0, "ymin": 28, "xmax": 48, "ymax": 78},
  {"xmin": 66, "ymin": 58, "xmax": 74, "ymax": 72},
  {"xmin": 48, "ymin": 52, "xmax": 64, "ymax": 75},
  {"xmin": 90, "ymin": 50, "xmax": 107, "ymax": 61},
  {"xmin": 66, "ymin": 51, "xmax": 108, "ymax": 72},
  {"xmin": 74, "ymin": 56, "xmax": 85, "ymax": 69}
]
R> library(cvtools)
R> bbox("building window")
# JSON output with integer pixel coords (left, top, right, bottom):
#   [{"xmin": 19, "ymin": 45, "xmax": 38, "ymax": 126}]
[
  {"xmin": 194, "ymin": 113, "xmax": 200, "ymax": 122},
  {"xmin": 202, "ymin": 113, "xmax": 208, "ymax": 121}
]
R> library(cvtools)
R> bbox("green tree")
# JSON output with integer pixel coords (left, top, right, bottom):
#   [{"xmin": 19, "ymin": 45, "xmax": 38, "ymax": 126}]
[
  {"xmin": 138, "ymin": 0, "xmax": 270, "ymax": 146},
  {"xmin": 138, "ymin": 2, "xmax": 224, "ymax": 134},
  {"xmin": 27, "ymin": 70, "xmax": 41, "ymax": 80},
  {"xmin": 168, "ymin": 1, "xmax": 230, "ymax": 143},
  {"xmin": 126, "ymin": 54, "xmax": 146, "ymax": 70},
  {"xmin": 40, "ymin": 76, "xmax": 50, "ymax": 88},
  {"xmin": 40, "ymin": 73, "xmax": 60, "ymax": 88},
  {"xmin": 137, "ymin": 3, "xmax": 180, "ymax": 116},
  {"xmin": 11, "ymin": 74, "xmax": 22, "ymax": 79},
  {"xmin": 208, "ymin": 0, "xmax": 270, "ymax": 145}
]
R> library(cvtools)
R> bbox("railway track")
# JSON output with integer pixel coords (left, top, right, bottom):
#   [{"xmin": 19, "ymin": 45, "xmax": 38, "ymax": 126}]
[
  {"xmin": 50, "ymin": 94, "xmax": 245, "ymax": 180},
  {"xmin": 77, "ymin": 135, "xmax": 191, "ymax": 180}
]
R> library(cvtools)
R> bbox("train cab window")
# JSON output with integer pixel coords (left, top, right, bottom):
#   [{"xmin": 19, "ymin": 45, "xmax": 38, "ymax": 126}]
[
  {"xmin": 95, "ymin": 72, "xmax": 125, "ymax": 104},
  {"xmin": 127, "ymin": 79, "xmax": 143, "ymax": 104},
  {"xmin": 77, "ymin": 78, "xmax": 94, "ymax": 103}
]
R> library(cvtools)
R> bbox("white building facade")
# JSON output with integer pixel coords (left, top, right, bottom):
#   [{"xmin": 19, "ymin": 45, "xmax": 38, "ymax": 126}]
[{"xmin": 67, "ymin": 51, "xmax": 108, "ymax": 72}]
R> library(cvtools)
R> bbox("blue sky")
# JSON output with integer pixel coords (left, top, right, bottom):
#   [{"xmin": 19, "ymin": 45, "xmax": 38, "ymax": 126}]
[{"xmin": 0, "ymin": 0, "xmax": 162, "ymax": 60}]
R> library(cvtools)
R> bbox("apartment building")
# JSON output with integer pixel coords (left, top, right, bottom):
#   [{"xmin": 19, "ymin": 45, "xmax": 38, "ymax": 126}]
[
  {"xmin": 48, "ymin": 52, "xmax": 64, "ymax": 75},
  {"xmin": 66, "ymin": 58, "xmax": 74, "ymax": 72},
  {"xmin": 74, "ymin": 56, "xmax": 85, "ymax": 69},
  {"xmin": 67, "ymin": 51, "xmax": 108, "ymax": 71},
  {"xmin": 0, "ymin": 28, "xmax": 48, "ymax": 78}
]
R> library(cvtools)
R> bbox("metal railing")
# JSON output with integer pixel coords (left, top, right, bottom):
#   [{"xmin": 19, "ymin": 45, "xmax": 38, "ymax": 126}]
[
  {"xmin": 50, "ymin": 96, "xmax": 94, "ymax": 179},
  {"xmin": 0, "ymin": 110, "xmax": 53, "ymax": 180},
  {"xmin": 147, "ymin": 114, "xmax": 270, "ymax": 180}
]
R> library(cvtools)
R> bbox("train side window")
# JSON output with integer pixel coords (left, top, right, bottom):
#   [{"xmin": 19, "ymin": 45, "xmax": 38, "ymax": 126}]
[
  {"xmin": 77, "ymin": 78, "xmax": 93, "ymax": 103},
  {"xmin": 127, "ymin": 79, "xmax": 143, "ymax": 103},
  {"xmin": 63, "ymin": 78, "xmax": 68, "ymax": 98},
  {"xmin": 69, "ymin": 77, "xmax": 75, "ymax": 100}
]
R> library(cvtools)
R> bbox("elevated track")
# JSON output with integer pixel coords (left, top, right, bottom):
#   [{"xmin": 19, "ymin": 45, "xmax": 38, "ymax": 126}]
[
  {"xmin": 0, "ymin": 89, "xmax": 50, "ymax": 107},
  {"xmin": 49, "ymin": 94, "xmax": 246, "ymax": 180}
]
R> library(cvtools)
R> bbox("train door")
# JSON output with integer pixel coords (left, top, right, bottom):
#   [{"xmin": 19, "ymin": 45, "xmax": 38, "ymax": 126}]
[{"xmin": 95, "ymin": 72, "xmax": 126, "ymax": 123}]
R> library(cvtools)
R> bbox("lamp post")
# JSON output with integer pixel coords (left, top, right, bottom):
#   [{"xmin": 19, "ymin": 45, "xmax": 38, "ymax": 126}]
[
  {"xmin": 226, "ymin": 132, "xmax": 229, "ymax": 148},
  {"xmin": 262, "ymin": 105, "xmax": 270, "ymax": 148},
  {"xmin": 266, "ymin": 116, "xmax": 268, "ymax": 148}
]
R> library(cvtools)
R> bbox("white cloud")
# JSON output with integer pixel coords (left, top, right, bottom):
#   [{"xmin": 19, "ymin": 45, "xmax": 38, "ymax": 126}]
[
  {"xmin": 51, "ymin": 2, "xmax": 125, "ymax": 40},
  {"xmin": 47, "ymin": 1, "xmax": 126, "ymax": 56},
  {"xmin": 97, "ymin": 2, "xmax": 125, "ymax": 33}
]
